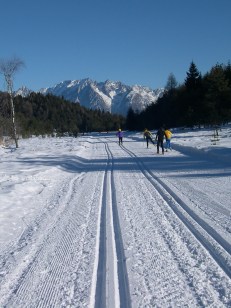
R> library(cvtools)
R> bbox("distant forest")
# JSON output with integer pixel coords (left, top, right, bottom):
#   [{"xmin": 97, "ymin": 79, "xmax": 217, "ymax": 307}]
[
  {"xmin": 126, "ymin": 61, "xmax": 231, "ymax": 130},
  {"xmin": 0, "ymin": 61, "xmax": 231, "ymax": 141},
  {"xmin": 0, "ymin": 92, "xmax": 125, "ymax": 138}
]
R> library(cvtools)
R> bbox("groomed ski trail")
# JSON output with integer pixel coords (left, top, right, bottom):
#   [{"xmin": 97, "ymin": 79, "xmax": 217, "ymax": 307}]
[{"xmin": 0, "ymin": 134, "xmax": 230, "ymax": 307}]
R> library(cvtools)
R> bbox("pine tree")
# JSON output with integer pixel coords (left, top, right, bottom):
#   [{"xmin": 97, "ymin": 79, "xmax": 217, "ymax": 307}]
[
  {"xmin": 204, "ymin": 64, "xmax": 231, "ymax": 124},
  {"xmin": 126, "ymin": 108, "xmax": 138, "ymax": 130},
  {"xmin": 183, "ymin": 62, "xmax": 204, "ymax": 126},
  {"xmin": 185, "ymin": 61, "xmax": 202, "ymax": 90},
  {"xmin": 165, "ymin": 73, "xmax": 178, "ymax": 91},
  {"xmin": 224, "ymin": 61, "xmax": 231, "ymax": 86}
]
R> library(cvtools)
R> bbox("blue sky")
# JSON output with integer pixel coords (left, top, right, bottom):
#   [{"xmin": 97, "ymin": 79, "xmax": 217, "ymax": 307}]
[{"xmin": 0, "ymin": 0, "xmax": 230, "ymax": 91}]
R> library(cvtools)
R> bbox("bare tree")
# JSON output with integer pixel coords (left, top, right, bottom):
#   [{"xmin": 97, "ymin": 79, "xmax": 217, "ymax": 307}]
[{"xmin": 0, "ymin": 57, "xmax": 25, "ymax": 148}]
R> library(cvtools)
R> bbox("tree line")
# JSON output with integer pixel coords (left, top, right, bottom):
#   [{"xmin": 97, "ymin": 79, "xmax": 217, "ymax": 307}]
[
  {"xmin": 126, "ymin": 61, "xmax": 231, "ymax": 130},
  {"xmin": 0, "ymin": 91, "xmax": 125, "ymax": 139}
]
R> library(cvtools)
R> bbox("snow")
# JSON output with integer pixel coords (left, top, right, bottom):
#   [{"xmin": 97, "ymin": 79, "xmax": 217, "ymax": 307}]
[
  {"xmin": 109, "ymin": 90, "xmax": 117, "ymax": 99},
  {"xmin": 93, "ymin": 85, "xmax": 112, "ymax": 108},
  {"xmin": 0, "ymin": 126, "xmax": 231, "ymax": 307}
]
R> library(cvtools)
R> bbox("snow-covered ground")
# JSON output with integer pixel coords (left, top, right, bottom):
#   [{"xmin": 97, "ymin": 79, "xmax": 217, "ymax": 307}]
[{"xmin": 0, "ymin": 125, "xmax": 231, "ymax": 307}]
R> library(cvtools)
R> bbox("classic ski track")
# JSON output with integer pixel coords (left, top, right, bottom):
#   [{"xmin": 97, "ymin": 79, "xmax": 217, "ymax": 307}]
[
  {"xmin": 94, "ymin": 142, "xmax": 110, "ymax": 308},
  {"xmin": 94, "ymin": 140, "xmax": 131, "ymax": 308},
  {"xmin": 120, "ymin": 144, "xmax": 231, "ymax": 279},
  {"xmin": 1, "ymin": 166, "xmax": 104, "ymax": 307},
  {"xmin": 106, "ymin": 142, "xmax": 131, "ymax": 308}
]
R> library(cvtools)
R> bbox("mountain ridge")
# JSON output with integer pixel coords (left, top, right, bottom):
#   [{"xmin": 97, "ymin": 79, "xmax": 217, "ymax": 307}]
[{"xmin": 16, "ymin": 79, "xmax": 165, "ymax": 116}]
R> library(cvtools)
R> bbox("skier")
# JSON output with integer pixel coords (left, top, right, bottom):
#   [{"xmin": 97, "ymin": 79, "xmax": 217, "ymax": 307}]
[
  {"xmin": 116, "ymin": 129, "xmax": 123, "ymax": 145},
  {"xmin": 164, "ymin": 128, "xmax": 172, "ymax": 151},
  {"xmin": 143, "ymin": 128, "xmax": 155, "ymax": 148},
  {"xmin": 155, "ymin": 126, "xmax": 165, "ymax": 154}
]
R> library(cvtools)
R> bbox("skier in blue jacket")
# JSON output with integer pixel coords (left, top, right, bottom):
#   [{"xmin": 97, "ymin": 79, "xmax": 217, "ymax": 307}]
[{"xmin": 116, "ymin": 129, "xmax": 123, "ymax": 145}]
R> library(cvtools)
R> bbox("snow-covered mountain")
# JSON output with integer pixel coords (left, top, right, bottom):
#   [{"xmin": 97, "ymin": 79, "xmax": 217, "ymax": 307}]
[
  {"xmin": 15, "ymin": 79, "xmax": 164, "ymax": 116},
  {"xmin": 39, "ymin": 79, "xmax": 164, "ymax": 116},
  {"xmin": 15, "ymin": 86, "xmax": 32, "ymax": 97}
]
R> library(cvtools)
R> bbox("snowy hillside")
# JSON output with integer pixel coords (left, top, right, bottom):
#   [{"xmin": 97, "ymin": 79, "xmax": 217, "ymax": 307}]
[
  {"xmin": 0, "ymin": 125, "xmax": 231, "ymax": 307},
  {"xmin": 39, "ymin": 79, "xmax": 164, "ymax": 116}
]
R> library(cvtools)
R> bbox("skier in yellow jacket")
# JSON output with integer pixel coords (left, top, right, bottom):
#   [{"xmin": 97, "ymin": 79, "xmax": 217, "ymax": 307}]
[{"xmin": 164, "ymin": 129, "xmax": 172, "ymax": 151}]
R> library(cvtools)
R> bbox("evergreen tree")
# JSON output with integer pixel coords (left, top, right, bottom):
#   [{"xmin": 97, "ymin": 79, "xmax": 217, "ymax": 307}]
[
  {"xmin": 185, "ymin": 61, "xmax": 202, "ymax": 90},
  {"xmin": 203, "ymin": 64, "xmax": 231, "ymax": 124},
  {"xmin": 125, "ymin": 60, "xmax": 231, "ymax": 130},
  {"xmin": 224, "ymin": 61, "xmax": 231, "ymax": 86},
  {"xmin": 184, "ymin": 61, "xmax": 204, "ymax": 126},
  {"xmin": 165, "ymin": 73, "xmax": 178, "ymax": 91},
  {"xmin": 126, "ymin": 108, "xmax": 139, "ymax": 130}
]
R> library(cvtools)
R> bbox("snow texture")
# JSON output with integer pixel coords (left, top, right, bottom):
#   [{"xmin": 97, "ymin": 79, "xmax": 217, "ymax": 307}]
[{"xmin": 0, "ymin": 125, "xmax": 231, "ymax": 307}]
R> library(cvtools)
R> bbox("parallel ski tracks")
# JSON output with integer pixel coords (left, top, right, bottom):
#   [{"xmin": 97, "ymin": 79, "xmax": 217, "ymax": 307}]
[
  {"xmin": 120, "ymin": 144, "xmax": 231, "ymax": 279},
  {"xmin": 94, "ymin": 141, "xmax": 131, "ymax": 308},
  {"xmin": 106, "ymin": 144, "xmax": 131, "ymax": 308},
  {"xmin": 94, "ymin": 143, "xmax": 109, "ymax": 308}
]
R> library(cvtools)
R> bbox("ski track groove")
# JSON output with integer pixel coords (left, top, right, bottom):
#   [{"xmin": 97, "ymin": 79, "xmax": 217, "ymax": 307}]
[
  {"xmin": 120, "ymin": 144, "xmax": 231, "ymax": 279},
  {"xmin": 106, "ymin": 143, "xmax": 131, "ymax": 308},
  {"xmin": 94, "ymin": 140, "xmax": 131, "ymax": 308},
  {"xmin": 94, "ymin": 142, "xmax": 109, "ymax": 308}
]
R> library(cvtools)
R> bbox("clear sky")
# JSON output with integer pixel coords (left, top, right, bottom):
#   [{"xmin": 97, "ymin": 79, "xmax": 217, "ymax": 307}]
[{"xmin": 0, "ymin": 0, "xmax": 230, "ymax": 92}]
